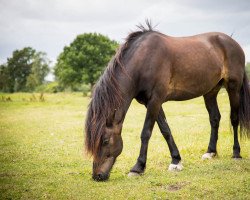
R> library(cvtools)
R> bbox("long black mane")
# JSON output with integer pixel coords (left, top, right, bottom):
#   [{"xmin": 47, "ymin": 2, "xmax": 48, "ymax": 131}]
[{"xmin": 85, "ymin": 21, "xmax": 154, "ymax": 158}]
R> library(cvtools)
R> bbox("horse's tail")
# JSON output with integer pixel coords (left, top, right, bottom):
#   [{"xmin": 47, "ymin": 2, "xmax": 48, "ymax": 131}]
[{"xmin": 239, "ymin": 71, "xmax": 250, "ymax": 138}]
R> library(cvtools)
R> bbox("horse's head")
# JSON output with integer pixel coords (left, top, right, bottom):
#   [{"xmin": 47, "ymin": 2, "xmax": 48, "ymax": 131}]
[
  {"xmin": 92, "ymin": 121, "xmax": 123, "ymax": 181},
  {"xmin": 85, "ymin": 44, "xmax": 130, "ymax": 181},
  {"xmin": 86, "ymin": 102, "xmax": 125, "ymax": 181}
]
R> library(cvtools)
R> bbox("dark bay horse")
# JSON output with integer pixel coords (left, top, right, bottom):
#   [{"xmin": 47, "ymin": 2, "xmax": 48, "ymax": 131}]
[{"xmin": 85, "ymin": 22, "xmax": 250, "ymax": 181}]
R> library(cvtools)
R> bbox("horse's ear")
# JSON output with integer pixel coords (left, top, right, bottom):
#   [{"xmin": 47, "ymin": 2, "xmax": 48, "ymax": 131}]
[
  {"xmin": 114, "ymin": 109, "xmax": 124, "ymax": 125},
  {"xmin": 106, "ymin": 110, "xmax": 116, "ymax": 127}
]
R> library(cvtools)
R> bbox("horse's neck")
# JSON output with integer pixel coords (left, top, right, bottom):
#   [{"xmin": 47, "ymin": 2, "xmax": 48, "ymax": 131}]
[
  {"xmin": 116, "ymin": 83, "xmax": 134, "ymax": 124},
  {"xmin": 114, "ymin": 95, "xmax": 133, "ymax": 125},
  {"xmin": 114, "ymin": 66, "xmax": 136, "ymax": 124}
]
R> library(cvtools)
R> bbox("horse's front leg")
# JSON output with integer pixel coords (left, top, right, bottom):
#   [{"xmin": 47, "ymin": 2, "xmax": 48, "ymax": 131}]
[{"xmin": 129, "ymin": 99, "xmax": 161, "ymax": 176}]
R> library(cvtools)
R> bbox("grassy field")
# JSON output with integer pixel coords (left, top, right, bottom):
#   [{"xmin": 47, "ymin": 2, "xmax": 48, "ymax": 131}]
[{"xmin": 0, "ymin": 91, "xmax": 249, "ymax": 199}]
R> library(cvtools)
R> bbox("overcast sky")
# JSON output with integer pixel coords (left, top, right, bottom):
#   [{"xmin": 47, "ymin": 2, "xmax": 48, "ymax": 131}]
[{"xmin": 1, "ymin": 0, "xmax": 250, "ymax": 70}]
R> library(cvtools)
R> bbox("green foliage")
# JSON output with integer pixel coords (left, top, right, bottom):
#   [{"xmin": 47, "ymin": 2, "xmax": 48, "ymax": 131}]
[
  {"xmin": 26, "ymin": 52, "xmax": 50, "ymax": 91},
  {"xmin": 35, "ymin": 82, "xmax": 91, "ymax": 94},
  {"xmin": 81, "ymin": 84, "xmax": 91, "ymax": 96},
  {"xmin": 55, "ymin": 33, "xmax": 118, "ymax": 90},
  {"xmin": 246, "ymin": 62, "xmax": 250, "ymax": 78},
  {"xmin": 35, "ymin": 82, "xmax": 62, "ymax": 93},
  {"xmin": 4, "ymin": 47, "xmax": 35, "ymax": 92},
  {"xmin": 0, "ymin": 64, "xmax": 9, "ymax": 92},
  {"xmin": 0, "ymin": 47, "xmax": 50, "ymax": 93},
  {"xmin": 67, "ymin": 83, "xmax": 91, "ymax": 94}
]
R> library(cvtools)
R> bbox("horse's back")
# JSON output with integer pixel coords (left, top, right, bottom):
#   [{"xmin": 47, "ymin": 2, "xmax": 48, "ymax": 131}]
[
  {"xmin": 130, "ymin": 31, "xmax": 245, "ymax": 102},
  {"xmin": 168, "ymin": 31, "xmax": 245, "ymax": 79}
]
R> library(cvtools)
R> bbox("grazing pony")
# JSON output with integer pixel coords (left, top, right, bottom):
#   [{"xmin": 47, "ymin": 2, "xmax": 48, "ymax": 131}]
[{"xmin": 85, "ymin": 22, "xmax": 250, "ymax": 181}]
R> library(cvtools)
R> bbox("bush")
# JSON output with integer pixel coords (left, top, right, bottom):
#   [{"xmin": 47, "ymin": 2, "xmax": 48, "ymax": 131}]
[
  {"xmin": 63, "ymin": 84, "xmax": 91, "ymax": 96},
  {"xmin": 35, "ymin": 82, "xmax": 90, "ymax": 95},
  {"xmin": 81, "ymin": 84, "xmax": 91, "ymax": 96},
  {"xmin": 35, "ymin": 82, "xmax": 62, "ymax": 93}
]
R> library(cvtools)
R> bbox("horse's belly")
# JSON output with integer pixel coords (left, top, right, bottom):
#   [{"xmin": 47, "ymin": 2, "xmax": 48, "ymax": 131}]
[
  {"xmin": 166, "ymin": 88, "xmax": 211, "ymax": 101},
  {"xmin": 166, "ymin": 66, "xmax": 222, "ymax": 101}
]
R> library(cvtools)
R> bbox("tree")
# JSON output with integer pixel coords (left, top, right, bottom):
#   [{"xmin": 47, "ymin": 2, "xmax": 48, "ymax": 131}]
[
  {"xmin": 6, "ymin": 47, "xmax": 35, "ymax": 92},
  {"xmin": 0, "ymin": 64, "xmax": 9, "ymax": 92},
  {"xmin": 54, "ymin": 33, "xmax": 118, "ymax": 90},
  {"xmin": 0, "ymin": 47, "xmax": 50, "ymax": 92},
  {"xmin": 26, "ymin": 52, "xmax": 50, "ymax": 91}
]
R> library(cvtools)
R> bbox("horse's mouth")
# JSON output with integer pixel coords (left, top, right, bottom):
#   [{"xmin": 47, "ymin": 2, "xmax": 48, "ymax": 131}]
[{"xmin": 92, "ymin": 172, "xmax": 110, "ymax": 181}]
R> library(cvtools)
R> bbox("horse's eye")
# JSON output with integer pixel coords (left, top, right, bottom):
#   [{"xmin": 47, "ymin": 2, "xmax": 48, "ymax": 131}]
[
  {"xmin": 103, "ymin": 139, "xmax": 109, "ymax": 146},
  {"xmin": 106, "ymin": 122, "xmax": 113, "ymax": 128}
]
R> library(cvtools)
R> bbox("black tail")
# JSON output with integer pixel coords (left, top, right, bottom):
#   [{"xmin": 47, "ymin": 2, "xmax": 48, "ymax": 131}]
[{"xmin": 239, "ymin": 71, "xmax": 250, "ymax": 138}]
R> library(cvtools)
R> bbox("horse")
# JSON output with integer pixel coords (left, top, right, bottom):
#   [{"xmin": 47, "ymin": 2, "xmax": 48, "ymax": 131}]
[{"xmin": 85, "ymin": 22, "xmax": 250, "ymax": 181}]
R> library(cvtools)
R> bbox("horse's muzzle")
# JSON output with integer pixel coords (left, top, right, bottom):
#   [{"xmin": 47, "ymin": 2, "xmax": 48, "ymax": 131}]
[
  {"xmin": 92, "ymin": 157, "xmax": 115, "ymax": 181},
  {"xmin": 92, "ymin": 173, "xmax": 109, "ymax": 181}
]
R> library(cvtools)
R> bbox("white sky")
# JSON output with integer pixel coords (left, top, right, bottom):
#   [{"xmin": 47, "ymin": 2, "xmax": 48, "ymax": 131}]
[{"xmin": 1, "ymin": 0, "xmax": 250, "ymax": 79}]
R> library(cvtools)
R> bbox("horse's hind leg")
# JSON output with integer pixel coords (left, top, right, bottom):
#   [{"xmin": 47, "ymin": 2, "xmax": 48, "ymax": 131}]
[
  {"xmin": 226, "ymin": 80, "xmax": 242, "ymax": 158},
  {"xmin": 202, "ymin": 83, "xmax": 222, "ymax": 160},
  {"xmin": 157, "ymin": 107, "xmax": 182, "ymax": 170}
]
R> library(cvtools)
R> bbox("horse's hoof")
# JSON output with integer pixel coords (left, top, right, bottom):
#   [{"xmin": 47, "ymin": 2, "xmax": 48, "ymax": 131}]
[
  {"xmin": 128, "ymin": 172, "xmax": 141, "ymax": 177},
  {"xmin": 168, "ymin": 162, "xmax": 183, "ymax": 171},
  {"xmin": 202, "ymin": 152, "xmax": 216, "ymax": 160},
  {"xmin": 232, "ymin": 155, "xmax": 242, "ymax": 160}
]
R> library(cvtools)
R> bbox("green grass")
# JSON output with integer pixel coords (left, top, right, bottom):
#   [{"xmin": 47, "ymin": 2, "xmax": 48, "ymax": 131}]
[{"xmin": 0, "ymin": 91, "xmax": 249, "ymax": 199}]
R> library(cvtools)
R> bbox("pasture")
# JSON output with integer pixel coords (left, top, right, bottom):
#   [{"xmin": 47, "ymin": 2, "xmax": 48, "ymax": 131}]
[{"xmin": 0, "ymin": 91, "xmax": 249, "ymax": 199}]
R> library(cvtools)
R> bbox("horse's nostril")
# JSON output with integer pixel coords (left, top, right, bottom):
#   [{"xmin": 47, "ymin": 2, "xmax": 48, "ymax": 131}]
[
  {"xmin": 97, "ymin": 173, "xmax": 102, "ymax": 178},
  {"xmin": 93, "ymin": 173, "xmax": 109, "ymax": 181},
  {"xmin": 92, "ymin": 173, "xmax": 103, "ymax": 181}
]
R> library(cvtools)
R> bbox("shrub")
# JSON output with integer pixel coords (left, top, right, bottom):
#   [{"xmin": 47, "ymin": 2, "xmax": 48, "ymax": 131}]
[{"xmin": 35, "ymin": 82, "xmax": 62, "ymax": 93}]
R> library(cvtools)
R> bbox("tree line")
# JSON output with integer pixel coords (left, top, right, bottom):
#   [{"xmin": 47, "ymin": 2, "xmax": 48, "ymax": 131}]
[
  {"xmin": 0, "ymin": 33, "xmax": 250, "ymax": 94},
  {"xmin": 0, "ymin": 47, "xmax": 50, "ymax": 93},
  {"xmin": 0, "ymin": 33, "xmax": 118, "ymax": 94}
]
